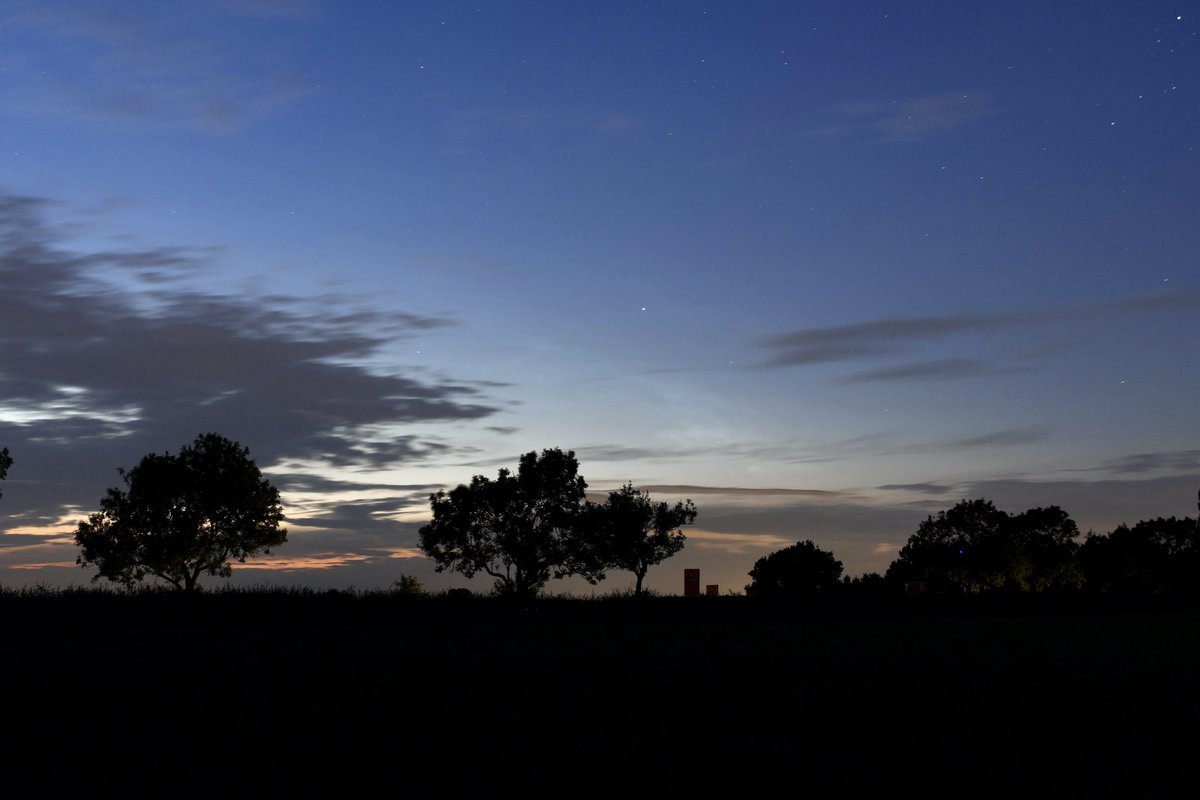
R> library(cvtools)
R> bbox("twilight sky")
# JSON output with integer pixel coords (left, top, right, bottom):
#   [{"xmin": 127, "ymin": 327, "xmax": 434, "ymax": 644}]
[{"xmin": 1, "ymin": 0, "xmax": 1197, "ymax": 595}]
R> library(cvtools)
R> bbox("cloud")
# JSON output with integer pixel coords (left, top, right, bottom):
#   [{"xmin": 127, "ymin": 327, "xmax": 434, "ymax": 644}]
[
  {"xmin": 634, "ymin": 485, "xmax": 853, "ymax": 499},
  {"xmin": 0, "ymin": 1, "xmax": 317, "ymax": 132},
  {"xmin": 0, "ymin": 189, "xmax": 497, "ymax": 542},
  {"xmin": 759, "ymin": 291, "xmax": 1200, "ymax": 374},
  {"xmin": 460, "ymin": 427, "xmax": 1060, "ymax": 485},
  {"xmin": 574, "ymin": 445, "xmax": 677, "ymax": 462},
  {"xmin": 1084, "ymin": 450, "xmax": 1200, "ymax": 476},
  {"xmin": 877, "ymin": 483, "xmax": 955, "ymax": 495},
  {"xmin": 761, "ymin": 313, "xmax": 1010, "ymax": 367},
  {"xmin": 809, "ymin": 91, "xmax": 999, "ymax": 142},
  {"xmin": 238, "ymin": 552, "xmax": 372, "ymax": 572},
  {"xmin": 686, "ymin": 529, "xmax": 794, "ymax": 555},
  {"xmin": 839, "ymin": 359, "xmax": 1013, "ymax": 383},
  {"xmin": 946, "ymin": 427, "xmax": 1049, "ymax": 449}
]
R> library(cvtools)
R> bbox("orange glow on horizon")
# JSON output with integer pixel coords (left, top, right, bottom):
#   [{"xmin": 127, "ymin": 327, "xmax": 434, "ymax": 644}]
[{"xmin": 686, "ymin": 529, "xmax": 793, "ymax": 555}]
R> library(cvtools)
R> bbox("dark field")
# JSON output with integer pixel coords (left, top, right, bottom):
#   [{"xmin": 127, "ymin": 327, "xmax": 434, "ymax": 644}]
[{"xmin": 3, "ymin": 592, "xmax": 1199, "ymax": 797}]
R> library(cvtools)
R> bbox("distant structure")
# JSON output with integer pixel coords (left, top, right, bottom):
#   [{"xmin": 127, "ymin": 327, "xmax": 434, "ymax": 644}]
[
  {"xmin": 705, "ymin": 584, "xmax": 719, "ymax": 597},
  {"xmin": 684, "ymin": 568, "xmax": 700, "ymax": 597}
]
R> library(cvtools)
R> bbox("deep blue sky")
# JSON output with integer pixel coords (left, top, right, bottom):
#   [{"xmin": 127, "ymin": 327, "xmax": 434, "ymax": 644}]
[{"xmin": 1, "ymin": 0, "xmax": 1197, "ymax": 594}]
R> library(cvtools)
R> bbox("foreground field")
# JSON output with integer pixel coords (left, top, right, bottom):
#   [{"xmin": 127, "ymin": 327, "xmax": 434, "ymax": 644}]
[{"xmin": 3, "ymin": 593, "xmax": 1198, "ymax": 796}]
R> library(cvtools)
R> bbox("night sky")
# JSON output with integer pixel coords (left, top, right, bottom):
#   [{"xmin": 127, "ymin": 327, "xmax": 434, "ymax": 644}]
[{"xmin": 1, "ymin": 0, "xmax": 1197, "ymax": 595}]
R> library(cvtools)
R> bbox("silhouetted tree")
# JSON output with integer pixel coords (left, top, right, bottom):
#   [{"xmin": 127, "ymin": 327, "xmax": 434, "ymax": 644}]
[
  {"xmin": 746, "ymin": 540, "xmax": 844, "ymax": 597},
  {"xmin": 1079, "ymin": 516, "xmax": 1199, "ymax": 594},
  {"xmin": 887, "ymin": 499, "xmax": 1010, "ymax": 591},
  {"xmin": 1010, "ymin": 505, "xmax": 1083, "ymax": 591},
  {"xmin": 391, "ymin": 574, "xmax": 425, "ymax": 595},
  {"xmin": 886, "ymin": 499, "xmax": 1081, "ymax": 592},
  {"xmin": 0, "ymin": 446, "xmax": 10, "ymax": 500},
  {"xmin": 1079, "ymin": 525, "xmax": 1163, "ymax": 594},
  {"xmin": 75, "ymin": 433, "xmax": 286, "ymax": 591},
  {"xmin": 841, "ymin": 572, "xmax": 889, "ymax": 595},
  {"xmin": 587, "ymin": 484, "xmax": 696, "ymax": 596},
  {"xmin": 418, "ymin": 448, "xmax": 599, "ymax": 599}
]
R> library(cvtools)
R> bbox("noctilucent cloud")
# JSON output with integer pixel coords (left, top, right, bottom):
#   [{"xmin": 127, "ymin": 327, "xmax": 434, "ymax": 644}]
[{"xmin": 1, "ymin": 1, "xmax": 1197, "ymax": 594}]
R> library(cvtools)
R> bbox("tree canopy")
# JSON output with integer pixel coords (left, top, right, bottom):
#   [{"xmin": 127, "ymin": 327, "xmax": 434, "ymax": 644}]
[
  {"xmin": 886, "ymin": 499, "xmax": 1081, "ymax": 592},
  {"xmin": 0, "ymin": 446, "xmax": 10, "ymax": 500},
  {"xmin": 75, "ymin": 433, "xmax": 286, "ymax": 591},
  {"xmin": 1079, "ymin": 516, "xmax": 1200, "ymax": 594},
  {"xmin": 418, "ymin": 448, "xmax": 598, "ymax": 598},
  {"xmin": 745, "ymin": 540, "xmax": 844, "ymax": 597},
  {"xmin": 587, "ymin": 484, "xmax": 696, "ymax": 596}
]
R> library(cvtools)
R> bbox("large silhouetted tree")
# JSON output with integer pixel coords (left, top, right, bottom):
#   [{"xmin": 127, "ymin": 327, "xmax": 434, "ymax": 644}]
[
  {"xmin": 886, "ymin": 499, "xmax": 1082, "ymax": 593},
  {"xmin": 418, "ymin": 448, "xmax": 598, "ymax": 598},
  {"xmin": 745, "ymin": 540, "xmax": 844, "ymax": 597},
  {"xmin": 1008, "ymin": 505, "xmax": 1083, "ymax": 591},
  {"xmin": 588, "ymin": 484, "xmax": 696, "ymax": 596},
  {"xmin": 75, "ymin": 433, "xmax": 286, "ymax": 591}
]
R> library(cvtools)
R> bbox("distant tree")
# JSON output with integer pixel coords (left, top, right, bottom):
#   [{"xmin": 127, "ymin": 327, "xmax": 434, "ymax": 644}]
[
  {"xmin": 75, "ymin": 433, "xmax": 286, "ymax": 591},
  {"xmin": 886, "ymin": 499, "xmax": 1081, "ymax": 592},
  {"xmin": 391, "ymin": 574, "xmax": 425, "ymax": 595},
  {"xmin": 418, "ymin": 448, "xmax": 599, "ymax": 599},
  {"xmin": 587, "ymin": 483, "xmax": 697, "ymax": 596},
  {"xmin": 746, "ymin": 540, "xmax": 844, "ymax": 597},
  {"xmin": 0, "ymin": 446, "xmax": 10, "ymax": 500},
  {"xmin": 1079, "ymin": 516, "xmax": 1199, "ymax": 594},
  {"xmin": 841, "ymin": 572, "xmax": 889, "ymax": 595},
  {"xmin": 1079, "ymin": 525, "xmax": 1163, "ymax": 594}
]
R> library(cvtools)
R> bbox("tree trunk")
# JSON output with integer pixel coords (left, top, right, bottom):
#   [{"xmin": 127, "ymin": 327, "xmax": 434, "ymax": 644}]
[{"xmin": 634, "ymin": 571, "xmax": 646, "ymax": 596}]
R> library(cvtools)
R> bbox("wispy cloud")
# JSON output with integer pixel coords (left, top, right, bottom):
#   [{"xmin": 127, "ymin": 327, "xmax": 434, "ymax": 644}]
[
  {"xmin": 1079, "ymin": 450, "xmax": 1200, "ymax": 476},
  {"xmin": 761, "ymin": 313, "xmax": 1012, "ymax": 367},
  {"xmin": 239, "ymin": 553, "xmax": 372, "ymax": 571},
  {"xmin": 809, "ymin": 91, "xmax": 999, "ymax": 142},
  {"xmin": 877, "ymin": 483, "xmax": 956, "ymax": 495},
  {"xmin": 840, "ymin": 359, "xmax": 1014, "ymax": 383},
  {"xmin": 948, "ymin": 427, "xmax": 1049, "ymax": 449},
  {"xmin": 760, "ymin": 291, "xmax": 1200, "ymax": 376},
  {"xmin": 686, "ymin": 530, "xmax": 794, "ymax": 555},
  {"xmin": 635, "ymin": 485, "xmax": 853, "ymax": 499},
  {"xmin": 0, "ymin": 1, "xmax": 317, "ymax": 132}
]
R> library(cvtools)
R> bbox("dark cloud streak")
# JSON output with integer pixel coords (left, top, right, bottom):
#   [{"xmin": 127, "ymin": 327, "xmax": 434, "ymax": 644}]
[
  {"xmin": 839, "ymin": 358, "xmax": 1011, "ymax": 383},
  {"xmin": 876, "ymin": 483, "xmax": 955, "ymax": 495},
  {"xmin": 760, "ymin": 291, "xmax": 1200, "ymax": 374}
]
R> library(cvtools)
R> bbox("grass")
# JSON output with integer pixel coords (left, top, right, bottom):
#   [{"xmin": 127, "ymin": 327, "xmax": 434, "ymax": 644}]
[{"xmin": 2, "ymin": 588, "xmax": 1198, "ymax": 795}]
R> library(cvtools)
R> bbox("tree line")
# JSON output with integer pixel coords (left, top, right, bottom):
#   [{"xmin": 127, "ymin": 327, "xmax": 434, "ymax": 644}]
[
  {"xmin": 2, "ymin": 435, "xmax": 697, "ymax": 595},
  {"xmin": 745, "ymin": 497, "xmax": 1200, "ymax": 598},
  {"xmin": 1, "ymin": 434, "xmax": 1197, "ymax": 597}
]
